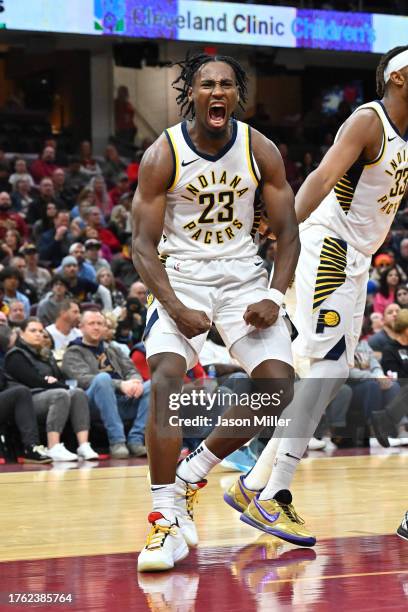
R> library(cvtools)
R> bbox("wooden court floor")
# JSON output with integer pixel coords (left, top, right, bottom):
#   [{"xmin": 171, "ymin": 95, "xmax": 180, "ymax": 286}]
[{"xmin": 1, "ymin": 450, "xmax": 408, "ymax": 611}]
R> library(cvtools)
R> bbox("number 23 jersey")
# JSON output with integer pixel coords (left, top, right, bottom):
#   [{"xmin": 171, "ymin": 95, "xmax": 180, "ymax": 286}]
[{"xmin": 161, "ymin": 119, "xmax": 262, "ymax": 260}]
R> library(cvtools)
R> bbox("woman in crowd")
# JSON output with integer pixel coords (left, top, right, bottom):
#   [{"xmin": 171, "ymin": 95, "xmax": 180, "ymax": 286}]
[
  {"xmin": 373, "ymin": 266, "xmax": 402, "ymax": 315},
  {"xmin": 395, "ymin": 284, "xmax": 408, "ymax": 309},
  {"xmin": 4, "ymin": 318, "xmax": 99, "ymax": 462},
  {"xmin": 0, "ymin": 326, "xmax": 50, "ymax": 464},
  {"xmin": 88, "ymin": 176, "xmax": 112, "ymax": 217},
  {"xmin": 96, "ymin": 267, "xmax": 125, "ymax": 312}
]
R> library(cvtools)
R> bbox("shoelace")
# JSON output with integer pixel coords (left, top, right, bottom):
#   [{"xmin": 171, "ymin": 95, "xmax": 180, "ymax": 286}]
[
  {"xmin": 279, "ymin": 502, "xmax": 305, "ymax": 525},
  {"xmin": 185, "ymin": 487, "xmax": 199, "ymax": 519},
  {"xmin": 145, "ymin": 524, "xmax": 176, "ymax": 550}
]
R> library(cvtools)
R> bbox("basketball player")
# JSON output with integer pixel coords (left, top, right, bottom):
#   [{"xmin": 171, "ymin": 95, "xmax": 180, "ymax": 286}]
[
  {"xmin": 132, "ymin": 53, "xmax": 302, "ymax": 571},
  {"xmin": 225, "ymin": 45, "xmax": 408, "ymax": 545}
]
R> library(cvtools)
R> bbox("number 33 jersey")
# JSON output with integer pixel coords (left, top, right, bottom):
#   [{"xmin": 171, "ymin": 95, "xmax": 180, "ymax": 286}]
[
  {"xmin": 161, "ymin": 119, "xmax": 262, "ymax": 260},
  {"xmin": 305, "ymin": 100, "xmax": 408, "ymax": 256}
]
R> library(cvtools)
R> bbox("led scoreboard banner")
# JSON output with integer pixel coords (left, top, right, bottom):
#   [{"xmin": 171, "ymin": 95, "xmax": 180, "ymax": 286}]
[{"xmin": 1, "ymin": 0, "xmax": 407, "ymax": 54}]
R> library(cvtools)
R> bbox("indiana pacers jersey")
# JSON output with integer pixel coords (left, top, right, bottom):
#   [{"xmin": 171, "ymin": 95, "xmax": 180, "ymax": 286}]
[
  {"xmin": 304, "ymin": 100, "xmax": 408, "ymax": 256},
  {"xmin": 161, "ymin": 119, "xmax": 261, "ymax": 260}
]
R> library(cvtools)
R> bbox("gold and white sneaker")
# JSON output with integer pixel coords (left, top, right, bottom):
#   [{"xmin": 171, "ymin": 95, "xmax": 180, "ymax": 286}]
[
  {"xmin": 137, "ymin": 512, "xmax": 189, "ymax": 572},
  {"xmin": 174, "ymin": 474, "xmax": 207, "ymax": 547}
]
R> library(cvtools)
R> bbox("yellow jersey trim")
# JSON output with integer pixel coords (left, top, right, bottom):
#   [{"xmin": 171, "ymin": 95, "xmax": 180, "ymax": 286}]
[
  {"xmin": 165, "ymin": 128, "xmax": 180, "ymax": 192},
  {"xmin": 246, "ymin": 124, "xmax": 260, "ymax": 187}
]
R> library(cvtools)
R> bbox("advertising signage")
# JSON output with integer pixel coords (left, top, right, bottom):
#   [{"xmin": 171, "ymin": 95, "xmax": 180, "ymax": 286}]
[{"xmin": 1, "ymin": 0, "xmax": 407, "ymax": 54}]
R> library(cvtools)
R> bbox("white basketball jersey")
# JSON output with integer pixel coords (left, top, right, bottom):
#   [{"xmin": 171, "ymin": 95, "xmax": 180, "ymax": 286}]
[
  {"xmin": 160, "ymin": 119, "xmax": 261, "ymax": 260},
  {"xmin": 304, "ymin": 101, "xmax": 408, "ymax": 256}
]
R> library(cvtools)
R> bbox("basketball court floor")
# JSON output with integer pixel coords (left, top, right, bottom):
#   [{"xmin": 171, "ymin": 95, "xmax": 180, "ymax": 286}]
[{"xmin": 1, "ymin": 447, "xmax": 407, "ymax": 611}]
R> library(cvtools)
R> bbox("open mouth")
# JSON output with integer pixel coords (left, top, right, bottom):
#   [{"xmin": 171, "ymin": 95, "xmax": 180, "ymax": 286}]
[{"xmin": 208, "ymin": 105, "xmax": 226, "ymax": 127}]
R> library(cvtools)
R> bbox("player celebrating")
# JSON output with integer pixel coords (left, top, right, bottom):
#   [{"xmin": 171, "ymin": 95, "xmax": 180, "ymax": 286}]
[
  {"xmin": 132, "ymin": 53, "xmax": 301, "ymax": 571},
  {"xmin": 225, "ymin": 45, "xmax": 408, "ymax": 545}
]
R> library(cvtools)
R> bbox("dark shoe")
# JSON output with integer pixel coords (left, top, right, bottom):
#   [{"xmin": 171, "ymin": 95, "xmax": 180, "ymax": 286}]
[
  {"xmin": 22, "ymin": 445, "xmax": 52, "ymax": 464},
  {"xmin": 371, "ymin": 411, "xmax": 398, "ymax": 448},
  {"xmin": 128, "ymin": 443, "xmax": 147, "ymax": 457},
  {"xmin": 397, "ymin": 512, "xmax": 408, "ymax": 541}
]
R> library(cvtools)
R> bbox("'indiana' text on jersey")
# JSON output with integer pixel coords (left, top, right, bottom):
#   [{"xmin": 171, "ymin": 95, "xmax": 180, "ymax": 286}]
[
  {"xmin": 306, "ymin": 101, "xmax": 408, "ymax": 256},
  {"xmin": 161, "ymin": 119, "xmax": 261, "ymax": 259}
]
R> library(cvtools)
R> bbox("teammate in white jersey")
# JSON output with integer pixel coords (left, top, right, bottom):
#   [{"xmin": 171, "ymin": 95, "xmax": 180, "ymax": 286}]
[
  {"xmin": 225, "ymin": 45, "xmax": 408, "ymax": 546},
  {"xmin": 132, "ymin": 53, "xmax": 301, "ymax": 571}
]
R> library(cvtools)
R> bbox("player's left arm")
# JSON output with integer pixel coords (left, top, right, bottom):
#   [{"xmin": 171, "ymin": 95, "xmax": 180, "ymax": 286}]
[{"xmin": 244, "ymin": 130, "xmax": 300, "ymax": 329}]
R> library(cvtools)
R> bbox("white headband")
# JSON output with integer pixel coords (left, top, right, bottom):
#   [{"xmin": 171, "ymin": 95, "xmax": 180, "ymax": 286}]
[{"xmin": 384, "ymin": 49, "xmax": 408, "ymax": 84}]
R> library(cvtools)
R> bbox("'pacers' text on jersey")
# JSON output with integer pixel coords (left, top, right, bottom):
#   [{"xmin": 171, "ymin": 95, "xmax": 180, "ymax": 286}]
[
  {"xmin": 305, "ymin": 101, "xmax": 408, "ymax": 256},
  {"xmin": 161, "ymin": 119, "xmax": 261, "ymax": 260}
]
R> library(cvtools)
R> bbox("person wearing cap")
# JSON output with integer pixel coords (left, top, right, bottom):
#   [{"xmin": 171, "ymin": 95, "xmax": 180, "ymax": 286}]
[
  {"xmin": 55, "ymin": 242, "xmax": 97, "ymax": 283},
  {"xmin": 60, "ymin": 255, "xmax": 112, "ymax": 311},
  {"xmin": 37, "ymin": 275, "xmax": 70, "ymax": 327},
  {"xmin": 22, "ymin": 244, "xmax": 52, "ymax": 296},
  {"xmin": 84, "ymin": 238, "xmax": 111, "ymax": 274}
]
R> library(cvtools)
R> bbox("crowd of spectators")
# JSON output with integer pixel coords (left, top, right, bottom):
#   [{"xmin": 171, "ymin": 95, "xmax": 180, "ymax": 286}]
[{"xmin": 0, "ymin": 88, "xmax": 408, "ymax": 466}]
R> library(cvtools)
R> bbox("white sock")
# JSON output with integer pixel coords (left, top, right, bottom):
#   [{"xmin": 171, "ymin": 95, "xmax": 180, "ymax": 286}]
[
  {"xmin": 151, "ymin": 483, "xmax": 176, "ymax": 523},
  {"xmin": 259, "ymin": 449, "xmax": 301, "ymax": 500},
  {"xmin": 244, "ymin": 436, "xmax": 280, "ymax": 490},
  {"xmin": 177, "ymin": 442, "xmax": 220, "ymax": 482}
]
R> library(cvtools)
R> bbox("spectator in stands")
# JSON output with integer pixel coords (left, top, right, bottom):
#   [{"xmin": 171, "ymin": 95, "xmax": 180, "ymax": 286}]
[
  {"xmin": 381, "ymin": 310, "xmax": 408, "ymax": 381},
  {"xmin": 38, "ymin": 210, "xmax": 72, "ymax": 267},
  {"xmin": 278, "ymin": 143, "xmax": 302, "ymax": 192},
  {"xmin": 103, "ymin": 312, "xmax": 130, "ymax": 356},
  {"xmin": 9, "ymin": 255, "xmax": 38, "ymax": 305},
  {"xmin": 62, "ymin": 310, "xmax": 150, "ymax": 459},
  {"xmin": 370, "ymin": 253, "xmax": 395, "ymax": 283},
  {"xmin": 110, "ymin": 192, "xmax": 132, "ymax": 235},
  {"xmin": 0, "ymin": 311, "xmax": 7, "ymax": 325},
  {"xmin": 52, "ymin": 168, "xmax": 75, "ymax": 209},
  {"xmin": 11, "ymin": 178, "xmax": 34, "ymax": 217},
  {"xmin": 128, "ymin": 280, "xmax": 147, "ymax": 305},
  {"xmin": 373, "ymin": 266, "xmax": 402, "ymax": 315},
  {"xmin": 300, "ymin": 151, "xmax": 317, "ymax": 180},
  {"xmin": 110, "ymin": 237, "xmax": 139, "ymax": 287},
  {"xmin": 0, "ymin": 326, "xmax": 50, "ymax": 464},
  {"xmin": 5, "ymin": 317, "xmax": 98, "ymax": 462},
  {"xmin": 370, "ymin": 312, "xmax": 384, "ymax": 335},
  {"xmin": 32, "ymin": 201, "xmax": 58, "ymax": 244},
  {"xmin": 21, "ymin": 244, "xmax": 51, "ymax": 297},
  {"xmin": 62, "ymin": 243, "xmax": 97, "ymax": 283},
  {"xmin": 102, "ymin": 144, "xmax": 127, "ymax": 187},
  {"xmin": 46, "ymin": 299, "xmax": 81, "ymax": 352},
  {"xmin": 369, "ymin": 303, "xmax": 400, "ymax": 354},
  {"xmin": 96, "ymin": 267, "xmax": 125, "ymax": 310},
  {"xmin": 88, "ymin": 176, "xmax": 112, "ymax": 216},
  {"xmin": 65, "ymin": 156, "xmax": 88, "ymax": 196},
  {"xmin": 37, "ymin": 275, "xmax": 70, "ymax": 326},
  {"xmin": 8, "ymin": 158, "xmax": 35, "ymax": 191},
  {"xmin": 7, "ymin": 300, "xmax": 26, "ymax": 328},
  {"xmin": 27, "ymin": 177, "xmax": 61, "ymax": 225},
  {"xmin": 126, "ymin": 150, "xmax": 142, "ymax": 184},
  {"xmin": 30, "ymin": 146, "xmax": 58, "ymax": 184},
  {"xmin": 395, "ymin": 284, "xmax": 408, "ymax": 309},
  {"xmin": 0, "ymin": 228, "xmax": 22, "ymax": 265},
  {"xmin": 0, "ymin": 191, "xmax": 28, "ymax": 240},
  {"xmin": 60, "ymin": 255, "xmax": 112, "ymax": 311},
  {"xmin": 116, "ymin": 296, "xmax": 146, "ymax": 346},
  {"xmin": 108, "ymin": 174, "xmax": 130, "ymax": 208},
  {"xmin": 84, "ymin": 239, "xmax": 110, "ymax": 273},
  {"xmin": 79, "ymin": 141, "xmax": 102, "ymax": 178},
  {"xmin": 395, "ymin": 238, "xmax": 408, "ymax": 281},
  {"xmin": 114, "ymin": 85, "xmax": 137, "ymax": 146},
  {"xmin": 0, "ymin": 267, "xmax": 30, "ymax": 317},
  {"xmin": 348, "ymin": 337, "xmax": 400, "ymax": 425},
  {"xmin": 85, "ymin": 206, "xmax": 121, "ymax": 253}
]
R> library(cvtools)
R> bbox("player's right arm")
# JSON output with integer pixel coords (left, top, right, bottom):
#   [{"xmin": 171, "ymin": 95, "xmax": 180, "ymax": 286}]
[
  {"xmin": 296, "ymin": 109, "xmax": 384, "ymax": 223},
  {"xmin": 132, "ymin": 135, "xmax": 210, "ymax": 339}
]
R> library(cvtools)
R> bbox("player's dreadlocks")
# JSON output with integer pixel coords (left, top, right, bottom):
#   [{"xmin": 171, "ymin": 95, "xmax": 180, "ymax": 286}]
[
  {"xmin": 172, "ymin": 52, "xmax": 248, "ymax": 118},
  {"xmin": 376, "ymin": 45, "xmax": 408, "ymax": 98}
]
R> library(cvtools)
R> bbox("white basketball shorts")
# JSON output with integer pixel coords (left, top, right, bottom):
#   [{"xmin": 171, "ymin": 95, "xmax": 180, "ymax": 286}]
[
  {"xmin": 292, "ymin": 225, "xmax": 370, "ymax": 366},
  {"xmin": 144, "ymin": 256, "xmax": 293, "ymax": 374}
]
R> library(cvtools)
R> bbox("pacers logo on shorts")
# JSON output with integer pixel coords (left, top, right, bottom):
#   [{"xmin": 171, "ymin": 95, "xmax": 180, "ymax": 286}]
[
  {"xmin": 316, "ymin": 309, "xmax": 341, "ymax": 333},
  {"xmin": 146, "ymin": 291, "xmax": 154, "ymax": 308}
]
